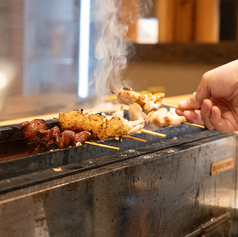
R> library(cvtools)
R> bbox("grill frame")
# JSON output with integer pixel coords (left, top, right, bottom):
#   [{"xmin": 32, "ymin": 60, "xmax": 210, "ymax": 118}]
[{"xmin": 0, "ymin": 120, "xmax": 219, "ymax": 194}]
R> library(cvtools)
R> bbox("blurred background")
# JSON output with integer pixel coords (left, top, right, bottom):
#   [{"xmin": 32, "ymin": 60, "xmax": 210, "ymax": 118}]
[{"xmin": 0, "ymin": 0, "xmax": 238, "ymax": 121}]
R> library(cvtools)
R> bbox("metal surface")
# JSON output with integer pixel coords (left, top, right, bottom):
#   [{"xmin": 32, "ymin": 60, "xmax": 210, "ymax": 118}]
[
  {"xmin": 0, "ymin": 132, "xmax": 237, "ymax": 237},
  {"xmin": 184, "ymin": 212, "xmax": 231, "ymax": 237}
]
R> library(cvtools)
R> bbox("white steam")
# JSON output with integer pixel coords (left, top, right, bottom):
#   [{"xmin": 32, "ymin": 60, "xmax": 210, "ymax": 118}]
[
  {"xmin": 91, "ymin": 0, "xmax": 153, "ymax": 101},
  {"xmin": 92, "ymin": 0, "xmax": 131, "ymax": 100}
]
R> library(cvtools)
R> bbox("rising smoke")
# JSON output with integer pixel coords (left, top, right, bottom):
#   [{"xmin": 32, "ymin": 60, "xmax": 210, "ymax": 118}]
[{"xmin": 92, "ymin": 0, "xmax": 153, "ymax": 101}]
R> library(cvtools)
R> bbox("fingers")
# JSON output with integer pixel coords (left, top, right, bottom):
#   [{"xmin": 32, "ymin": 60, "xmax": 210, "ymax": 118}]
[
  {"xmin": 183, "ymin": 110, "xmax": 203, "ymax": 125},
  {"xmin": 195, "ymin": 71, "xmax": 212, "ymax": 104},
  {"xmin": 209, "ymin": 106, "xmax": 232, "ymax": 132},
  {"xmin": 176, "ymin": 92, "xmax": 204, "ymax": 125},
  {"xmin": 176, "ymin": 108, "xmax": 204, "ymax": 125},
  {"xmin": 177, "ymin": 98, "xmax": 234, "ymax": 132},
  {"xmin": 177, "ymin": 71, "xmax": 213, "ymax": 112},
  {"xmin": 209, "ymin": 106, "xmax": 225, "ymax": 132},
  {"xmin": 200, "ymin": 99, "xmax": 230, "ymax": 132},
  {"xmin": 200, "ymin": 99, "xmax": 214, "ymax": 130}
]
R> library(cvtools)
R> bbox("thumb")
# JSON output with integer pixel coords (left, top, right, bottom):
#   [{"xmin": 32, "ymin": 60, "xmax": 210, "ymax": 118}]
[{"xmin": 178, "ymin": 92, "xmax": 202, "ymax": 110}]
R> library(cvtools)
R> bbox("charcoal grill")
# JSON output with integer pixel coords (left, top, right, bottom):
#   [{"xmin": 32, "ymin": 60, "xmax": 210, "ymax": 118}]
[{"xmin": 0, "ymin": 120, "xmax": 237, "ymax": 237}]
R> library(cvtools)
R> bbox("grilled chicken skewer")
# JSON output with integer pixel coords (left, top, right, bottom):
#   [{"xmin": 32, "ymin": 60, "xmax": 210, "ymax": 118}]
[
  {"xmin": 114, "ymin": 87, "xmax": 202, "ymax": 129},
  {"xmin": 128, "ymin": 103, "xmax": 186, "ymax": 129},
  {"xmin": 113, "ymin": 87, "xmax": 165, "ymax": 114},
  {"xmin": 58, "ymin": 110, "xmax": 124, "ymax": 140},
  {"xmin": 20, "ymin": 108, "xmax": 167, "ymax": 150},
  {"xmin": 58, "ymin": 110, "xmax": 149, "ymax": 138}
]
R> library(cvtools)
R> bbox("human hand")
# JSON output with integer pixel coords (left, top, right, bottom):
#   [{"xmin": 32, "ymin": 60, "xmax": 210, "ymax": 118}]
[{"xmin": 176, "ymin": 60, "xmax": 238, "ymax": 132}]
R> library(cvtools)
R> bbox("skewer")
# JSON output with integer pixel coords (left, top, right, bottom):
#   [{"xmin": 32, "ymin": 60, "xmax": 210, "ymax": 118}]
[
  {"xmin": 161, "ymin": 103, "xmax": 177, "ymax": 109},
  {"xmin": 161, "ymin": 103, "xmax": 195, "ymax": 112},
  {"xmin": 184, "ymin": 122, "xmax": 205, "ymax": 129},
  {"xmin": 141, "ymin": 129, "xmax": 166, "ymax": 138},
  {"xmin": 121, "ymin": 135, "xmax": 147, "ymax": 143},
  {"xmin": 84, "ymin": 141, "xmax": 120, "ymax": 150}
]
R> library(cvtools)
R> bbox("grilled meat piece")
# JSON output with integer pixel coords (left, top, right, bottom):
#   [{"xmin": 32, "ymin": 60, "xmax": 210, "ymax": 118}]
[
  {"xmin": 20, "ymin": 119, "xmax": 47, "ymax": 140},
  {"xmin": 37, "ymin": 126, "xmax": 61, "ymax": 141},
  {"xmin": 165, "ymin": 111, "xmax": 186, "ymax": 126},
  {"xmin": 129, "ymin": 103, "xmax": 147, "ymax": 121},
  {"xmin": 137, "ymin": 93, "xmax": 165, "ymax": 114},
  {"xmin": 114, "ymin": 87, "xmax": 165, "ymax": 114},
  {"xmin": 20, "ymin": 118, "xmax": 92, "ymax": 149},
  {"xmin": 58, "ymin": 110, "xmax": 104, "ymax": 135},
  {"xmin": 97, "ymin": 116, "xmax": 124, "ymax": 140},
  {"xmin": 55, "ymin": 130, "xmax": 76, "ymax": 149},
  {"xmin": 123, "ymin": 119, "xmax": 145, "ymax": 135},
  {"xmin": 146, "ymin": 108, "xmax": 168, "ymax": 128},
  {"xmin": 74, "ymin": 131, "xmax": 92, "ymax": 145},
  {"xmin": 146, "ymin": 108, "xmax": 186, "ymax": 129},
  {"xmin": 58, "ymin": 110, "xmax": 124, "ymax": 140},
  {"xmin": 114, "ymin": 87, "xmax": 139, "ymax": 105},
  {"xmin": 40, "ymin": 129, "xmax": 92, "ymax": 149}
]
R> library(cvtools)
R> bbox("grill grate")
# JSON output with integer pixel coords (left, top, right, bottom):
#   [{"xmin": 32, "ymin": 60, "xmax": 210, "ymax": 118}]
[{"xmin": 0, "ymin": 120, "xmax": 220, "ymax": 194}]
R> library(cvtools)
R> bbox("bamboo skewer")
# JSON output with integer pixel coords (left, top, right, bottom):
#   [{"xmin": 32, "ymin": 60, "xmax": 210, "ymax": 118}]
[
  {"xmin": 84, "ymin": 141, "xmax": 120, "ymax": 150},
  {"xmin": 162, "ymin": 103, "xmax": 195, "ymax": 112},
  {"xmin": 141, "ymin": 129, "xmax": 166, "ymax": 138},
  {"xmin": 161, "ymin": 103, "xmax": 177, "ymax": 109},
  {"xmin": 184, "ymin": 122, "xmax": 205, "ymax": 129},
  {"xmin": 121, "ymin": 135, "xmax": 147, "ymax": 143}
]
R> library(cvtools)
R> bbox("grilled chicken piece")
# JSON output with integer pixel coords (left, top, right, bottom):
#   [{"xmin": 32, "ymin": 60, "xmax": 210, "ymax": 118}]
[
  {"xmin": 146, "ymin": 108, "xmax": 186, "ymax": 129},
  {"xmin": 114, "ymin": 87, "xmax": 139, "ymax": 105},
  {"xmin": 97, "ymin": 117, "xmax": 124, "ymax": 140},
  {"xmin": 146, "ymin": 108, "xmax": 168, "ymax": 129},
  {"xmin": 114, "ymin": 87, "xmax": 165, "ymax": 114},
  {"xmin": 129, "ymin": 103, "xmax": 147, "ymax": 121},
  {"xmin": 165, "ymin": 110, "xmax": 186, "ymax": 126},
  {"xmin": 137, "ymin": 93, "xmax": 165, "ymax": 114},
  {"xmin": 58, "ymin": 110, "xmax": 104, "ymax": 136},
  {"xmin": 123, "ymin": 119, "xmax": 145, "ymax": 135},
  {"xmin": 110, "ymin": 106, "xmax": 145, "ymax": 135}
]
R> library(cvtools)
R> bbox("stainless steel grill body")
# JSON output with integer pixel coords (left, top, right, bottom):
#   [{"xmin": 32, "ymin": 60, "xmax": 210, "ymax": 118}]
[{"xmin": 0, "ymin": 126, "xmax": 236, "ymax": 236}]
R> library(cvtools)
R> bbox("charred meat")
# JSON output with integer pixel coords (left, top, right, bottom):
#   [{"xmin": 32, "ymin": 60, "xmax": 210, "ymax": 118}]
[
  {"xmin": 20, "ymin": 119, "xmax": 47, "ymax": 140},
  {"xmin": 20, "ymin": 119, "xmax": 92, "ymax": 149}
]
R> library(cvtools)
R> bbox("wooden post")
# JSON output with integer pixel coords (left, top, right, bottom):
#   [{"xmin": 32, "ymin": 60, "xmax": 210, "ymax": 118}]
[
  {"xmin": 155, "ymin": 0, "xmax": 175, "ymax": 42},
  {"xmin": 173, "ymin": 0, "xmax": 194, "ymax": 42},
  {"xmin": 194, "ymin": 0, "xmax": 220, "ymax": 43}
]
